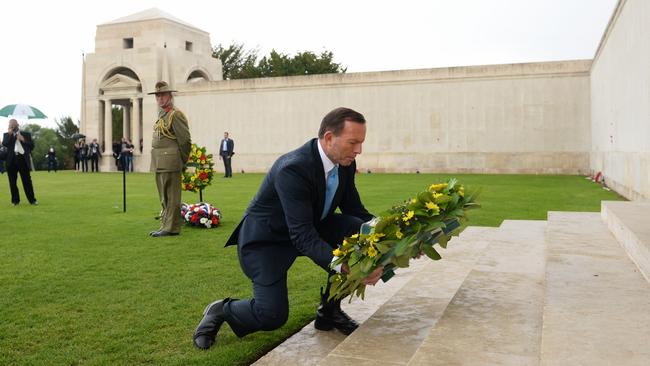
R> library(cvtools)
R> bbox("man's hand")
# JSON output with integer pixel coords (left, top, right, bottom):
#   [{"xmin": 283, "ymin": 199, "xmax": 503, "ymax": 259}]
[{"xmin": 361, "ymin": 266, "xmax": 384, "ymax": 286}]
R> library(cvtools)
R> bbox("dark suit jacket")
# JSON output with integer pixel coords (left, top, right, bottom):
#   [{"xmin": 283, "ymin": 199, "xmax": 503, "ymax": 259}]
[
  {"xmin": 219, "ymin": 138, "xmax": 234, "ymax": 156},
  {"xmin": 226, "ymin": 138, "xmax": 373, "ymax": 271},
  {"xmin": 2, "ymin": 131, "xmax": 34, "ymax": 167}
]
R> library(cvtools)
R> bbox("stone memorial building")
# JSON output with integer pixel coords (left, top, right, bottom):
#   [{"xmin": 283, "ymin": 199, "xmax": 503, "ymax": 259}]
[{"xmin": 81, "ymin": 1, "xmax": 649, "ymax": 200}]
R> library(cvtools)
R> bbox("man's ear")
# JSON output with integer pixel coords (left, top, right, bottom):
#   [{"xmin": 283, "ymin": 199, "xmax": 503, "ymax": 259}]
[{"xmin": 322, "ymin": 130, "xmax": 334, "ymax": 146}]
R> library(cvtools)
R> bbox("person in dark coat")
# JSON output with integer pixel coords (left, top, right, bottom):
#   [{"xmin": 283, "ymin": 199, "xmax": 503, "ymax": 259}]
[
  {"xmin": 88, "ymin": 138, "xmax": 101, "ymax": 172},
  {"xmin": 79, "ymin": 138, "xmax": 89, "ymax": 172},
  {"xmin": 192, "ymin": 107, "xmax": 383, "ymax": 349},
  {"xmin": 219, "ymin": 132, "xmax": 234, "ymax": 177},
  {"xmin": 46, "ymin": 147, "xmax": 57, "ymax": 172},
  {"xmin": 2, "ymin": 119, "xmax": 37, "ymax": 205}
]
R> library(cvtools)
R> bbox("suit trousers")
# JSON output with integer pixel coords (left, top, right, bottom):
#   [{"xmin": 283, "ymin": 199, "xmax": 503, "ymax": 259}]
[
  {"xmin": 223, "ymin": 213, "xmax": 364, "ymax": 337},
  {"xmin": 221, "ymin": 153, "xmax": 232, "ymax": 177},
  {"xmin": 7, "ymin": 154, "xmax": 36, "ymax": 204},
  {"xmin": 155, "ymin": 171, "xmax": 183, "ymax": 233},
  {"xmin": 90, "ymin": 156, "xmax": 99, "ymax": 172}
]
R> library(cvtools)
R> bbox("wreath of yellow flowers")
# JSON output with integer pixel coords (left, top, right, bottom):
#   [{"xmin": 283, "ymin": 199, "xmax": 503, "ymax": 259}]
[
  {"xmin": 182, "ymin": 144, "xmax": 214, "ymax": 192},
  {"xmin": 329, "ymin": 178, "xmax": 480, "ymax": 300}
]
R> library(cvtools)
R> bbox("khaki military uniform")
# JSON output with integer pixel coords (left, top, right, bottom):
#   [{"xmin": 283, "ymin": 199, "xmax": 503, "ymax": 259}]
[{"xmin": 151, "ymin": 106, "xmax": 192, "ymax": 234}]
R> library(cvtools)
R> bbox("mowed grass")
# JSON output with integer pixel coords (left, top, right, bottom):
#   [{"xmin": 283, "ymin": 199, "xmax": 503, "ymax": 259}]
[{"xmin": 0, "ymin": 171, "xmax": 623, "ymax": 365}]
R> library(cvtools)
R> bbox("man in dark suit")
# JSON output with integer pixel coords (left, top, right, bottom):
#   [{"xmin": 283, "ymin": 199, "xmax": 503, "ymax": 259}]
[
  {"xmin": 2, "ymin": 119, "xmax": 37, "ymax": 206},
  {"xmin": 193, "ymin": 107, "xmax": 384, "ymax": 350},
  {"xmin": 219, "ymin": 131, "xmax": 234, "ymax": 178}
]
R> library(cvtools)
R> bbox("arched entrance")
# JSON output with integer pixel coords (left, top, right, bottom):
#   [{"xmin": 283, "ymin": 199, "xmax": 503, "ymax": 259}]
[
  {"xmin": 187, "ymin": 69, "xmax": 210, "ymax": 83},
  {"xmin": 98, "ymin": 67, "xmax": 143, "ymax": 170}
]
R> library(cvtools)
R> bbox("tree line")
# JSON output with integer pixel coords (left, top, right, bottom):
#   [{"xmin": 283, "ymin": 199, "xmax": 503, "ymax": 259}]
[
  {"xmin": 212, "ymin": 42, "xmax": 345, "ymax": 80},
  {"xmin": 21, "ymin": 116, "xmax": 79, "ymax": 171}
]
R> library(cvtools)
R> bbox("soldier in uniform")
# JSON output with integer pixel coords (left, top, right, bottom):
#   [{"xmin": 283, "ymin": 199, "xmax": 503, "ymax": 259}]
[{"xmin": 148, "ymin": 81, "xmax": 192, "ymax": 237}]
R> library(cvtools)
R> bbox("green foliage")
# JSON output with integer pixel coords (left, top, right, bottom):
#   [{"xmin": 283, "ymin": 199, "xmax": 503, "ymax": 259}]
[
  {"xmin": 112, "ymin": 106, "xmax": 124, "ymax": 141},
  {"xmin": 54, "ymin": 116, "xmax": 79, "ymax": 169},
  {"xmin": 54, "ymin": 115, "xmax": 79, "ymax": 141},
  {"xmin": 212, "ymin": 42, "xmax": 346, "ymax": 80},
  {"xmin": 22, "ymin": 125, "xmax": 65, "ymax": 171},
  {"xmin": 0, "ymin": 172, "xmax": 623, "ymax": 365},
  {"xmin": 212, "ymin": 42, "xmax": 260, "ymax": 80}
]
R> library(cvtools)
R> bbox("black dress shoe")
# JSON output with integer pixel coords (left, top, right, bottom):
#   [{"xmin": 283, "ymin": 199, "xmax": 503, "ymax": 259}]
[
  {"xmin": 314, "ymin": 288, "xmax": 358, "ymax": 335},
  {"xmin": 315, "ymin": 304, "xmax": 359, "ymax": 335},
  {"xmin": 150, "ymin": 231, "xmax": 179, "ymax": 237},
  {"xmin": 193, "ymin": 298, "xmax": 230, "ymax": 349}
]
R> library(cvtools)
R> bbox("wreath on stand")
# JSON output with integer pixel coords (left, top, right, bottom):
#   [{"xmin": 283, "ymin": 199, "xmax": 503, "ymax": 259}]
[
  {"xmin": 182, "ymin": 144, "xmax": 214, "ymax": 193},
  {"xmin": 181, "ymin": 144, "xmax": 221, "ymax": 228}
]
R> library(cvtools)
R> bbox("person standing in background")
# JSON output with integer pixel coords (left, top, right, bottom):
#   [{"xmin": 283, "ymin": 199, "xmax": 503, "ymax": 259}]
[
  {"xmin": 73, "ymin": 140, "xmax": 81, "ymax": 171},
  {"xmin": 219, "ymin": 132, "xmax": 234, "ymax": 178},
  {"xmin": 2, "ymin": 119, "xmax": 37, "ymax": 206},
  {"xmin": 79, "ymin": 138, "xmax": 89, "ymax": 172},
  {"xmin": 46, "ymin": 147, "xmax": 57, "ymax": 172},
  {"xmin": 89, "ymin": 138, "xmax": 101, "ymax": 172}
]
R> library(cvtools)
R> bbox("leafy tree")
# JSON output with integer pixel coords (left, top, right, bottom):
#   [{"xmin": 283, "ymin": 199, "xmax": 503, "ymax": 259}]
[
  {"xmin": 55, "ymin": 116, "xmax": 79, "ymax": 140},
  {"xmin": 55, "ymin": 116, "xmax": 79, "ymax": 169},
  {"xmin": 22, "ymin": 124, "xmax": 65, "ymax": 171},
  {"xmin": 212, "ymin": 43, "xmax": 346, "ymax": 80},
  {"xmin": 212, "ymin": 43, "xmax": 260, "ymax": 80},
  {"xmin": 112, "ymin": 106, "xmax": 124, "ymax": 143}
]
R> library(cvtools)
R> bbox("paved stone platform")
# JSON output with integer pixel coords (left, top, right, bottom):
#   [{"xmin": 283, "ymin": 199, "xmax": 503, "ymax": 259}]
[
  {"xmin": 253, "ymin": 227, "xmax": 496, "ymax": 366},
  {"xmin": 252, "ymin": 203, "xmax": 650, "ymax": 366},
  {"xmin": 541, "ymin": 211, "xmax": 650, "ymax": 366}
]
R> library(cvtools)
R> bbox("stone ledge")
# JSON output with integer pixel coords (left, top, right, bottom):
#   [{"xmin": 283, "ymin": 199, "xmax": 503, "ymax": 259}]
[{"xmin": 601, "ymin": 200, "xmax": 650, "ymax": 281}]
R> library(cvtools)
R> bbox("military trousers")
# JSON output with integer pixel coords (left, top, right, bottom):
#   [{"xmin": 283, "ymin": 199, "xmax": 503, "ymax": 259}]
[{"xmin": 156, "ymin": 171, "xmax": 183, "ymax": 234}]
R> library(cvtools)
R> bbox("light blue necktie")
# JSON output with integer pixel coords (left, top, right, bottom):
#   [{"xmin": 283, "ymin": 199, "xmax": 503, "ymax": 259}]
[{"xmin": 321, "ymin": 165, "xmax": 339, "ymax": 220}]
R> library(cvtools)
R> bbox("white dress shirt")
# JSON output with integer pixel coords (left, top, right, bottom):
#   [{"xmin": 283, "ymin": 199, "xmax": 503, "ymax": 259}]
[{"xmin": 14, "ymin": 134, "xmax": 25, "ymax": 155}]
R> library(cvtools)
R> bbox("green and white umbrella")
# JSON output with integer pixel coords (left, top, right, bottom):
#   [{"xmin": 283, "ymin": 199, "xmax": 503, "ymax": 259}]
[{"xmin": 0, "ymin": 104, "xmax": 47, "ymax": 119}]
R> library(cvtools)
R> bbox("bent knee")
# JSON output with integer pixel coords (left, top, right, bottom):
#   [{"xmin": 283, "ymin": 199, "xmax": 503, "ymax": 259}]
[{"xmin": 257, "ymin": 307, "xmax": 289, "ymax": 331}]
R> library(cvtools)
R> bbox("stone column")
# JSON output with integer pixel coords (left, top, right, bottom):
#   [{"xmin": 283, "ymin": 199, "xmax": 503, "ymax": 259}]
[
  {"xmin": 104, "ymin": 99, "xmax": 112, "ymax": 156},
  {"xmin": 97, "ymin": 101, "xmax": 104, "ymax": 147},
  {"xmin": 123, "ymin": 105, "xmax": 130, "ymax": 140},
  {"xmin": 131, "ymin": 98, "xmax": 141, "ymax": 155}
]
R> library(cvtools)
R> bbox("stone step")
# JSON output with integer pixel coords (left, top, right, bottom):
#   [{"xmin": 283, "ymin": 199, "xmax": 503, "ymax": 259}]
[
  {"xmin": 408, "ymin": 220, "xmax": 547, "ymax": 366},
  {"xmin": 541, "ymin": 211, "xmax": 650, "ymax": 366},
  {"xmin": 319, "ymin": 229, "xmax": 495, "ymax": 366},
  {"xmin": 601, "ymin": 200, "xmax": 650, "ymax": 281},
  {"xmin": 253, "ymin": 226, "xmax": 497, "ymax": 366}
]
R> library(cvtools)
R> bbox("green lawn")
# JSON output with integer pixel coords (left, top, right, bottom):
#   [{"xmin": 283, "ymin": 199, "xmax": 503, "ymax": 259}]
[{"xmin": 0, "ymin": 171, "xmax": 623, "ymax": 365}]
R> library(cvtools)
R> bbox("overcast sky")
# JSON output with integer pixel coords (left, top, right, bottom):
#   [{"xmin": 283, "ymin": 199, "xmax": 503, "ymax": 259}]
[{"xmin": 0, "ymin": 0, "xmax": 617, "ymax": 129}]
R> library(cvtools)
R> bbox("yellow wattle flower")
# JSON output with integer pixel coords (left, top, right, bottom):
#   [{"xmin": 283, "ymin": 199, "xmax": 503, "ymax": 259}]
[
  {"xmin": 429, "ymin": 183, "xmax": 448, "ymax": 192},
  {"xmin": 395, "ymin": 230, "xmax": 403, "ymax": 239},
  {"xmin": 333, "ymin": 248, "xmax": 344, "ymax": 257},
  {"xmin": 367, "ymin": 245, "xmax": 378, "ymax": 258},
  {"xmin": 410, "ymin": 198, "xmax": 417, "ymax": 204},
  {"xmin": 351, "ymin": 234, "xmax": 359, "ymax": 239},
  {"xmin": 432, "ymin": 192, "xmax": 443, "ymax": 199},
  {"xmin": 402, "ymin": 210, "xmax": 415, "ymax": 222},
  {"xmin": 425, "ymin": 201, "xmax": 440, "ymax": 213}
]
